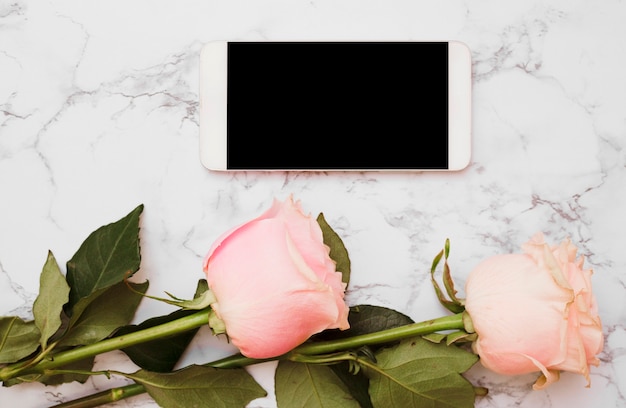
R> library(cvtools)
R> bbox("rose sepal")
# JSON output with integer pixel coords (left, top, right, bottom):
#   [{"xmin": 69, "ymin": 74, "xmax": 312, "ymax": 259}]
[
  {"xmin": 430, "ymin": 239, "xmax": 465, "ymax": 313},
  {"xmin": 123, "ymin": 279, "xmax": 217, "ymax": 311}
]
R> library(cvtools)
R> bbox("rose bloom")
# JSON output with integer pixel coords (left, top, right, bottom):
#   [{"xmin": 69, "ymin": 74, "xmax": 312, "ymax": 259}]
[
  {"xmin": 203, "ymin": 196, "xmax": 349, "ymax": 359},
  {"xmin": 464, "ymin": 233, "xmax": 603, "ymax": 389}
]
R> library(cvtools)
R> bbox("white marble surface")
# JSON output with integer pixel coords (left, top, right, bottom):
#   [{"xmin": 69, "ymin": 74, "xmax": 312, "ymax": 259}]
[{"xmin": 1, "ymin": 0, "xmax": 625, "ymax": 407}]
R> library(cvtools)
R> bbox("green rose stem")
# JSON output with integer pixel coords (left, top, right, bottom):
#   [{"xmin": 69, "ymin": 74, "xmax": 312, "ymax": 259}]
[
  {"xmin": 52, "ymin": 383, "xmax": 147, "ymax": 408},
  {"xmin": 297, "ymin": 312, "xmax": 465, "ymax": 355},
  {"xmin": 0, "ymin": 309, "xmax": 211, "ymax": 382},
  {"xmin": 47, "ymin": 313, "xmax": 467, "ymax": 408}
]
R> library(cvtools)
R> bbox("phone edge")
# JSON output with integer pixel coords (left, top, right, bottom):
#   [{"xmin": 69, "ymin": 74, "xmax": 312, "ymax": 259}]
[
  {"xmin": 448, "ymin": 40, "xmax": 473, "ymax": 171},
  {"xmin": 199, "ymin": 41, "xmax": 228, "ymax": 171}
]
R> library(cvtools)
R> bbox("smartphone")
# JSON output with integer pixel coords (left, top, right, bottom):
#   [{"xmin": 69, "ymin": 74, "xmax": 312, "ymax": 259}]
[{"xmin": 199, "ymin": 41, "xmax": 472, "ymax": 171}]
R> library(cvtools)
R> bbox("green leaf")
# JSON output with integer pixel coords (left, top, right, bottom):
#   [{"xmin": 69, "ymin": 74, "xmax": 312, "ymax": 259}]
[
  {"xmin": 314, "ymin": 305, "xmax": 414, "ymax": 343},
  {"xmin": 126, "ymin": 365, "xmax": 266, "ymax": 408},
  {"xmin": 32, "ymin": 357, "xmax": 95, "ymax": 386},
  {"xmin": 116, "ymin": 309, "xmax": 199, "ymax": 372},
  {"xmin": 0, "ymin": 317, "xmax": 40, "ymax": 364},
  {"xmin": 58, "ymin": 280, "xmax": 149, "ymax": 347},
  {"xmin": 330, "ymin": 362, "xmax": 374, "ymax": 408},
  {"xmin": 366, "ymin": 337, "xmax": 478, "ymax": 408},
  {"xmin": 345, "ymin": 305, "xmax": 414, "ymax": 336},
  {"xmin": 276, "ymin": 361, "xmax": 360, "ymax": 408},
  {"xmin": 116, "ymin": 280, "xmax": 209, "ymax": 372},
  {"xmin": 317, "ymin": 213, "xmax": 351, "ymax": 286},
  {"xmin": 310, "ymin": 305, "xmax": 414, "ymax": 408},
  {"xmin": 66, "ymin": 205, "xmax": 143, "ymax": 309},
  {"xmin": 33, "ymin": 251, "xmax": 70, "ymax": 349}
]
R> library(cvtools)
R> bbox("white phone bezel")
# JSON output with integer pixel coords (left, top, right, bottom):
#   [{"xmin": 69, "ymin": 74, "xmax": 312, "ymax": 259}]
[
  {"xmin": 447, "ymin": 41, "xmax": 472, "ymax": 171},
  {"xmin": 199, "ymin": 41, "xmax": 228, "ymax": 171},
  {"xmin": 199, "ymin": 41, "xmax": 471, "ymax": 171}
]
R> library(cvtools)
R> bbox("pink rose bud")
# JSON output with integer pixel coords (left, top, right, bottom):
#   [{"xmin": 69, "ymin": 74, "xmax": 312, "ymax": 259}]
[
  {"xmin": 464, "ymin": 233, "xmax": 603, "ymax": 389},
  {"xmin": 203, "ymin": 196, "xmax": 350, "ymax": 359}
]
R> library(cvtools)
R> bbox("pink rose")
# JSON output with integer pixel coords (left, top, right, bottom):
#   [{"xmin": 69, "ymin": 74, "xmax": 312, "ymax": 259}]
[
  {"xmin": 203, "ymin": 196, "xmax": 350, "ymax": 359},
  {"xmin": 464, "ymin": 233, "xmax": 603, "ymax": 389}
]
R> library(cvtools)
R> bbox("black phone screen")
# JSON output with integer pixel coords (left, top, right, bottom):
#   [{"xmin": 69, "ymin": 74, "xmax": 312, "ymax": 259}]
[{"xmin": 226, "ymin": 42, "xmax": 449, "ymax": 170}]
